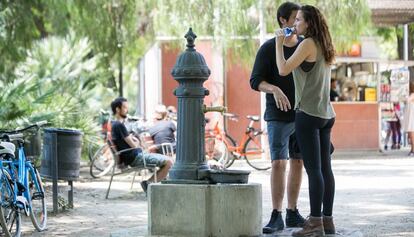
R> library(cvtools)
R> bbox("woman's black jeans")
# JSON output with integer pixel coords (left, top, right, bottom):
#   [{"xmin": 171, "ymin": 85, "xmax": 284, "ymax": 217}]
[{"xmin": 295, "ymin": 111, "xmax": 336, "ymax": 217}]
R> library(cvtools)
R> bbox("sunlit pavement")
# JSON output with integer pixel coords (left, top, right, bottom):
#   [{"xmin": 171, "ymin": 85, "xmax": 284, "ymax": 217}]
[
  {"xmin": 112, "ymin": 149, "xmax": 413, "ymax": 236},
  {"xmin": 25, "ymin": 149, "xmax": 414, "ymax": 236}
]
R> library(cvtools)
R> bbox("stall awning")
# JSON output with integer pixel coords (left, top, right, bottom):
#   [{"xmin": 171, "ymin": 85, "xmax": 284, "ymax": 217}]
[{"xmin": 368, "ymin": 0, "xmax": 414, "ymax": 26}]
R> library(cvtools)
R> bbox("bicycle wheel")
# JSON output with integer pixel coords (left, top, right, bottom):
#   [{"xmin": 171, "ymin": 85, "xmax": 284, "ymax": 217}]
[
  {"xmin": 0, "ymin": 169, "xmax": 21, "ymax": 237},
  {"xmin": 224, "ymin": 154, "xmax": 236, "ymax": 168},
  {"xmin": 225, "ymin": 134, "xmax": 237, "ymax": 147},
  {"xmin": 212, "ymin": 138, "xmax": 230, "ymax": 166},
  {"xmin": 28, "ymin": 167, "xmax": 47, "ymax": 231},
  {"xmin": 223, "ymin": 134, "xmax": 237, "ymax": 168},
  {"xmin": 90, "ymin": 144, "xmax": 115, "ymax": 178},
  {"xmin": 243, "ymin": 133, "xmax": 271, "ymax": 170},
  {"xmin": 87, "ymin": 141, "xmax": 100, "ymax": 162}
]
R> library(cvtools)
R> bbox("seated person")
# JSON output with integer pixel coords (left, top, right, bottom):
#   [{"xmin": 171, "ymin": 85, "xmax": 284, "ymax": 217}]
[
  {"xmin": 330, "ymin": 79, "xmax": 340, "ymax": 102},
  {"xmin": 110, "ymin": 97, "xmax": 173, "ymax": 193},
  {"xmin": 147, "ymin": 105, "xmax": 176, "ymax": 154},
  {"xmin": 166, "ymin": 105, "xmax": 177, "ymax": 122}
]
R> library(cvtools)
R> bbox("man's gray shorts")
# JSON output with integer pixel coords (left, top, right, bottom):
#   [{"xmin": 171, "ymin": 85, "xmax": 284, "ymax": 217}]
[
  {"xmin": 267, "ymin": 120, "xmax": 302, "ymax": 160},
  {"xmin": 130, "ymin": 151, "xmax": 169, "ymax": 167}
]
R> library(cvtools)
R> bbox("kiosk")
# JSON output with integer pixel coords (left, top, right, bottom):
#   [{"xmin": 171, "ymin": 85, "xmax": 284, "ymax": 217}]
[{"xmin": 330, "ymin": 57, "xmax": 414, "ymax": 150}]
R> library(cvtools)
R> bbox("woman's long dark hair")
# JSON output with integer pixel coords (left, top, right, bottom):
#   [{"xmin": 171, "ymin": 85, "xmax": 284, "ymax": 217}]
[{"xmin": 301, "ymin": 5, "xmax": 335, "ymax": 64}]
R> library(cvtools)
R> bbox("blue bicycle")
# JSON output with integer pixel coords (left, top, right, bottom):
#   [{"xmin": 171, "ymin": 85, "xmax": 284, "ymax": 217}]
[{"xmin": 0, "ymin": 121, "xmax": 48, "ymax": 237}]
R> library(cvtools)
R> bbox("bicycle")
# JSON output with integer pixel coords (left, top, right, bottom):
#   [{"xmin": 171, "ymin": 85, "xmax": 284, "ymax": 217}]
[
  {"xmin": 205, "ymin": 113, "xmax": 237, "ymax": 163},
  {"xmin": 0, "ymin": 121, "xmax": 49, "ymax": 237},
  {"xmin": 90, "ymin": 115, "xmax": 150, "ymax": 178},
  {"xmin": 206, "ymin": 114, "xmax": 270, "ymax": 171}
]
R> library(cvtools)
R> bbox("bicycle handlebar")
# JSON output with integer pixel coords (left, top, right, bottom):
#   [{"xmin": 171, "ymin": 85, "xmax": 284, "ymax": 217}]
[
  {"xmin": 1, "ymin": 133, "xmax": 24, "ymax": 142},
  {"xmin": 36, "ymin": 120, "xmax": 48, "ymax": 127},
  {"xmin": 0, "ymin": 120, "xmax": 49, "ymax": 134},
  {"xmin": 246, "ymin": 115, "xmax": 260, "ymax": 121},
  {"xmin": 223, "ymin": 113, "xmax": 239, "ymax": 121}
]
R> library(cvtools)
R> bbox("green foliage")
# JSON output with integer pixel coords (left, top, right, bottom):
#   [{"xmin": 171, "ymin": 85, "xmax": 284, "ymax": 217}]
[
  {"xmin": 0, "ymin": 34, "xmax": 113, "ymax": 139},
  {"xmin": 265, "ymin": 0, "xmax": 371, "ymax": 54},
  {"xmin": 0, "ymin": 0, "xmax": 72, "ymax": 82},
  {"xmin": 153, "ymin": 0, "xmax": 259, "ymax": 65},
  {"xmin": 0, "ymin": 0, "xmax": 377, "ymax": 80},
  {"xmin": 152, "ymin": 0, "xmax": 372, "ymax": 65},
  {"xmin": 376, "ymin": 27, "xmax": 399, "ymax": 59},
  {"xmin": 0, "ymin": 1, "xmax": 399, "ymax": 127},
  {"xmin": 66, "ymin": 0, "xmax": 154, "ymax": 93},
  {"xmin": 317, "ymin": 0, "xmax": 371, "ymax": 54}
]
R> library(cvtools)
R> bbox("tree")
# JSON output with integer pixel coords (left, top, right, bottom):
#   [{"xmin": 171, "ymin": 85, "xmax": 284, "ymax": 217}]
[
  {"xmin": 152, "ymin": 0, "xmax": 372, "ymax": 62},
  {"xmin": 1, "ymin": 0, "xmax": 374, "ymax": 82}
]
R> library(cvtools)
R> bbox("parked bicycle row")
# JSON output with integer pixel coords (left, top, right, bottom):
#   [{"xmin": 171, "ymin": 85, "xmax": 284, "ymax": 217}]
[{"xmin": 0, "ymin": 121, "xmax": 49, "ymax": 237}]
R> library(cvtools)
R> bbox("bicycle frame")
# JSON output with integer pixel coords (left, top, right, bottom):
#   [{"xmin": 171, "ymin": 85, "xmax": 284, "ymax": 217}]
[
  {"xmin": 0, "ymin": 124, "xmax": 46, "ymax": 209},
  {"xmin": 210, "ymin": 120, "xmax": 263, "ymax": 157},
  {"xmin": 0, "ymin": 121, "xmax": 48, "ymax": 234},
  {"xmin": 18, "ymin": 145, "xmax": 43, "ymax": 213},
  {"xmin": 4, "ymin": 142, "xmax": 43, "ymax": 215}
]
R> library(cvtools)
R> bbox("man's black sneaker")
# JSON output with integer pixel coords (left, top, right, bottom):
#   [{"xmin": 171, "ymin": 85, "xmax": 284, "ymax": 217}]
[
  {"xmin": 140, "ymin": 180, "xmax": 148, "ymax": 194},
  {"xmin": 285, "ymin": 208, "xmax": 305, "ymax": 228},
  {"xmin": 263, "ymin": 209, "xmax": 284, "ymax": 233}
]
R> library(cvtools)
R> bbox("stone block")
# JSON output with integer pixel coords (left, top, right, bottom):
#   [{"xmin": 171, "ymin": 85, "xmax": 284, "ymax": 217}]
[{"xmin": 148, "ymin": 183, "xmax": 261, "ymax": 237}]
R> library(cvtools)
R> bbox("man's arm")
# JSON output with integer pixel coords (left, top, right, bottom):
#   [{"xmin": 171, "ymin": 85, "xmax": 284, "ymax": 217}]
[
  {"xmin": 250, "ymin": 42, "xmax": 269, "ymax": 91},
  {"xmin": 250, "ymin": 40, "xmax": 290, "ymax": 111},
  {"xmin": 124, "ymin": 134, "xmax": 140, "ymax": 149},
  {"xmin": 258, "ymin": 81, "xmax": 280, "ymax": 94},
  {"xmin": 258, "ymin": 81, "xmax": 290, "ymax": 112}
]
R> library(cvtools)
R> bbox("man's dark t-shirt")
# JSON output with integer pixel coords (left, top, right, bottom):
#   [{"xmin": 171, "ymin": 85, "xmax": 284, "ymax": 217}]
[
  {"xmin": 149, "ymin": 121, "xmax": 176, "ymax": 145},
  {"xmin": 330, "ymin": 89, "xmax": 339, "ymax": 102},
  {"xmin": 111, "ymin": 120, "xmax": 141, "ymax": 165},
  {"xmin": 250, "ymin": 37, "xmax": 302, "ymax": 122}
]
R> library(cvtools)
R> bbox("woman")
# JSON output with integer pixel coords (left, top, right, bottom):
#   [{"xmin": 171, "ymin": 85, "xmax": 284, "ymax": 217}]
[
  {"xmin": 402, "ymin": 84, "xmax": 414, "ymax": 156},
  {"xmin": 274, "ymin": 5, "xmax": 336, "ymax": 236}
]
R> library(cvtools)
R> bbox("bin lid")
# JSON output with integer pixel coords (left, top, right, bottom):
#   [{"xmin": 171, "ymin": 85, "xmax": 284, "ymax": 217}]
[{"xmin": 44, "ymin": 128, "xmax": 83, "ymax": 135}]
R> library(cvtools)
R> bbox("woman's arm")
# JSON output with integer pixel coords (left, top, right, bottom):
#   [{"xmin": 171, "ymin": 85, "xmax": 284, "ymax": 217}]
[{"xmin": 275, "ymin": 34, "xmax": 316, "ymax": 76}]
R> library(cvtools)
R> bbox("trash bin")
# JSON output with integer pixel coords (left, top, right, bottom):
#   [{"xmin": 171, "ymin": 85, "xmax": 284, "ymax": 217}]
[
  {"xmin": 24, "ymin": 131, "xmax": 42, "ymax": 158},
  {"xmin": 41, "ymin": 128, "xmax": 83, "ymax": 180}
]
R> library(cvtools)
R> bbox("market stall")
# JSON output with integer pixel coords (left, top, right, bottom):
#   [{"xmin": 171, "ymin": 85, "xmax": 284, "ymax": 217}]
[{"xmin": 330, "ymin": 57, "xmax": 414, "ymax": 150}]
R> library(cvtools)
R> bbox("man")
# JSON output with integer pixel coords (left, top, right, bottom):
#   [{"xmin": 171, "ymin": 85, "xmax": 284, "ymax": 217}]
[
  {"xmin": 110, "ymin": 97, "xmax": 173, "ymax": 193},
  {"xmin": 148, "ymin": 104, "xmax": 177, "ymax": 154},
  {"xmin": 330, "ymin": 79, "xmax": 340, "ymax": 101},
  {"xmin": 250, "ymin": 2, "xmax": 305, "ymax": 234}
]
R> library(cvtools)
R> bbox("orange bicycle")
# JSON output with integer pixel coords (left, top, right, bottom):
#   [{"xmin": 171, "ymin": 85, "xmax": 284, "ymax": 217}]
[{"xmin": 205, "ymin": 114, "xmax": 270, "ymax": 171}]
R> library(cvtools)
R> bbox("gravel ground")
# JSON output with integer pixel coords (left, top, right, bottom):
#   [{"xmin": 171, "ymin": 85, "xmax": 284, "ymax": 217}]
[{"xmin": 19, "ymin": 149, "xmax": 414, "ymax": 237}]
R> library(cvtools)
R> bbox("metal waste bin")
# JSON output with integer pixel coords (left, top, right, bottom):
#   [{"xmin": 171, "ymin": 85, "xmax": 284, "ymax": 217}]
[
  {"xmin": 41, "ymin": 128, "xmax": 82, "ymax": 180},
  {"xmin": 40, "ymin": 128, "xmax": 82, "ymax": 214},
  {"xmin": 24, "ymin": 131, "xmax": 42, "ymax": 158}
]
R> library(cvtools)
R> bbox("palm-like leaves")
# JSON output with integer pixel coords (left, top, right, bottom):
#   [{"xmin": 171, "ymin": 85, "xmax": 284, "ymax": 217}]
[{"xmin": 0, "ymin": 34, "xmax": 111, "ymax": 139}]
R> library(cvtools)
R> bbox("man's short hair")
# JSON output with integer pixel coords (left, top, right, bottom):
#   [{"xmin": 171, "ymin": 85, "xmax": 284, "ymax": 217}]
[
  {"xmin": 111, "ymin": 97, "xmax": 127, "ymax": 115},
  {"xmin": 277, "ymin": 2, "xmax": 301, "ymax": 28},
  {"xmin": 154, "ymin": 104, "xmax": 168, "ymax": 120}
]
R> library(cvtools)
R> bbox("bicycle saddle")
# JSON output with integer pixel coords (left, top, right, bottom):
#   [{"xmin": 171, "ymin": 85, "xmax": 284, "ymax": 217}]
[
  {"xmin": 0, "ymin": 142, "xmax": 15, "ymax": 158},
  {"xmin": 246, "ymin": 115, "xmax": 260, "ymax": 121}
]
